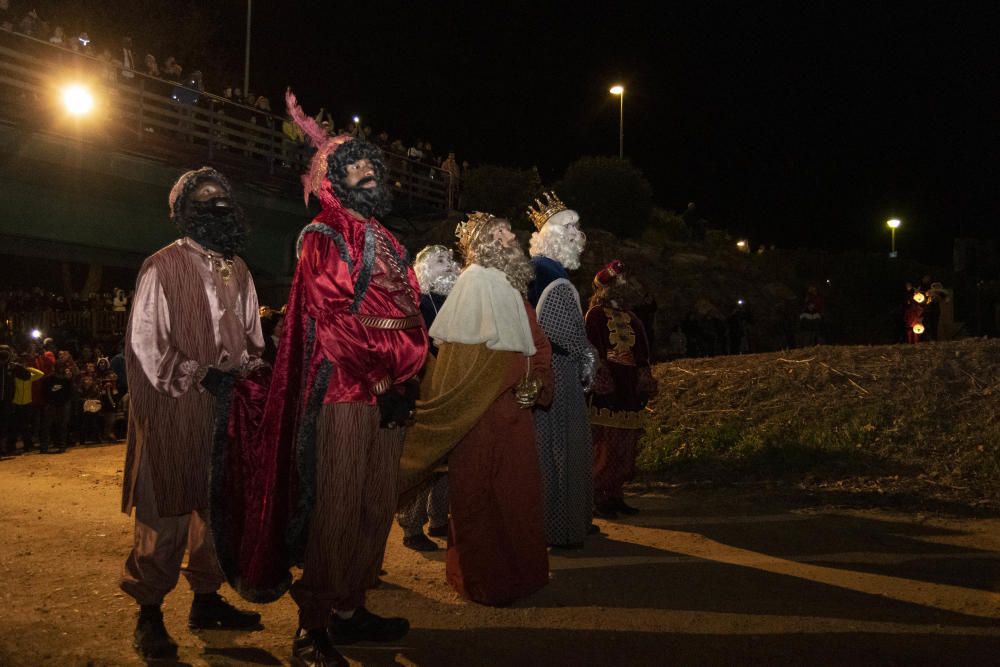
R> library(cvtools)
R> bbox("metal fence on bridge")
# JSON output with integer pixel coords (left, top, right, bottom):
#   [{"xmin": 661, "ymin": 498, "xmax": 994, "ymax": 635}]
[{"xmin": 0, "ymin": 30, "xmax": 456, "ymax": 213}]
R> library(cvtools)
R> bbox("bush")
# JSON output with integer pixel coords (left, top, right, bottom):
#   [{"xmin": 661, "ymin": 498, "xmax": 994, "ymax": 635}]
[
  {"xmin": 555, "ymin": 157, "xmax": 654, "ymax": 238},
  {"xmin": 460, "ymin": 165, "xmax": 542, "ymax": 230},
  {"xmin": 640, "ymin": 207, "xmax": 688, "ymax": 249}
]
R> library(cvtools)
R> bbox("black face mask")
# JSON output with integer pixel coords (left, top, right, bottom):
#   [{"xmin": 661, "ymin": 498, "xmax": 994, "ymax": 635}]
[
  {"xmin": 333, "ymin": 177, "xmax": 393, "ymax": 220},
  {"xmin": 176, "ymin": 197, "xmax": 249, "ymax": 257},
  {"xmin": 191, "ymin": 197, "xmax": 235, "ymax": 217}
]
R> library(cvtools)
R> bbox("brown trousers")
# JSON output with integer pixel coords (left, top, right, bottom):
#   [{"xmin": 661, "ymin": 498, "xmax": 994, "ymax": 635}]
[
  {"xmin": 592, "ymin": 424, "xmax": 642, "ymax": 504},
  {"xmin": 120, "ymin": 454, "xmax": 225, "ymax": 606},
  {"xmin": 290, "ymin": 403, "xmax": 405, "ymax": 629}
]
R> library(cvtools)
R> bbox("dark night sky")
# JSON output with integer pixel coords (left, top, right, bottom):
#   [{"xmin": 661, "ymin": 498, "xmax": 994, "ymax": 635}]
[{"xmin": 44, "ymin": 1, "xmax": 1000, "ymax": 264}]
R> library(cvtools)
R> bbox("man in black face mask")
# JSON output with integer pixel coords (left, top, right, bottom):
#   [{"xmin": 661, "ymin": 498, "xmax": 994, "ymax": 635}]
[
  {"xmin": 170, "ymin": 169, "xmax": 250, "ymax": 257},
  {"xmin": 119, "ymin": 167, "xmax": 265, "ymax": 661}
]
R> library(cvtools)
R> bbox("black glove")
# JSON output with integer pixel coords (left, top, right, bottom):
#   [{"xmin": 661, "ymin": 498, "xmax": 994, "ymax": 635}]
[
  {"xmin": 377, "ymin": 383, "xmax": 417, "ymax": 429},
  {"xmin": 199, "ymin": 367, "xmax": 233, "ymax": 397}
]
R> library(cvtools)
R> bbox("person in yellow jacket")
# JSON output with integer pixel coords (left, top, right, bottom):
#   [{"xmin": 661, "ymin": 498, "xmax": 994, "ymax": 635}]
[{"xmin": 11, "ymin": 352, "xmax": 44, "ymax": 453}]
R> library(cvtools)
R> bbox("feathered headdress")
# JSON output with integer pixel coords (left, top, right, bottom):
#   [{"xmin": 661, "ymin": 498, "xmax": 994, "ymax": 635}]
[{"xmin": 285, "ymin": 88, "xmax": 353, "ymax": 207}]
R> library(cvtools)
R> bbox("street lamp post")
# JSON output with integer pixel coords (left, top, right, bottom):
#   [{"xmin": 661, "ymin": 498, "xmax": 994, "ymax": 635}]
[
  {"xmin": 610, "ymin": 85, "xmax": 624, "ymax": 159},
  {"xmin": 243, "ymin": 0, "xmax": 252, "ymax": 97},
  {"xmin": 887, "ymin": 218, "xmax": 901, "ymax": 258}
]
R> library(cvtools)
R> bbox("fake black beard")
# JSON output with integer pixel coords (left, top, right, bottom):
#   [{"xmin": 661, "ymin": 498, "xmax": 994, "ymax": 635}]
[
  {"xmin": 333, "ymin": 178, "xmax": 393, "ymax": 219},
  {"xmin": 176, "ymin": 203, "xmax": 249, "ymax": 257}
]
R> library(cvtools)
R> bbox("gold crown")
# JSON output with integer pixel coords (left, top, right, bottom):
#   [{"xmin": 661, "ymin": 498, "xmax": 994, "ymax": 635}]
[
  {"xmin": 455, "ymin": 211, "xmax": 498, "ymax": 256},
  {"xmin": 526, "ymin": 191, "xmax": 568, "ymax": 231}
]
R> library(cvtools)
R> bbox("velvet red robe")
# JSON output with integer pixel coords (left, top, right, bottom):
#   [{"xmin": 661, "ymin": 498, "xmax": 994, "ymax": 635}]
[{"xmin": 210, "ymin": 196, "xmax": 428, "ymax": 602}]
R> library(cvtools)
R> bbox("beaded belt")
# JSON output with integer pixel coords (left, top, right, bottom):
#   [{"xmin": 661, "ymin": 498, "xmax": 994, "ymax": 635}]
[{"xmin": 356, "ymin": 313, "xmax": 423, "ymax": 330}]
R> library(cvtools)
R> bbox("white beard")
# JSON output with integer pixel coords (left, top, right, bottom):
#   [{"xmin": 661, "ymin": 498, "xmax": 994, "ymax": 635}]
[
  {"xmin": 530, "ymin": 224, "xmax": 585, "ymax": 270},
  {"xmin": 427, "ymin": 271, "xmax": 458, "ymax": 296}
]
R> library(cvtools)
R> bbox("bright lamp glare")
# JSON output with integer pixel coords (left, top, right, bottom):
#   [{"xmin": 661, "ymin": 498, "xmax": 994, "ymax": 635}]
[
  {"xmin": 912, "ymin": 323, "xmax": 925, "ymax": 335},
  {"xmin": 887, "ymin": 218, "xmax": 901, "ymax": 229},
  {"xmin": 30, "ymin": 329, "xmax": 42, "ymax": 339},
  {"xmin": 62, "ymin": 84, "xmax": 94, "ymax": 116},
  {"xmin": 609, "ymin": 85, "xmax": 624, "ymax": 95},
  {"xmin": 353, "ymin": 116, "xmax": 360, "ymax": 123}
]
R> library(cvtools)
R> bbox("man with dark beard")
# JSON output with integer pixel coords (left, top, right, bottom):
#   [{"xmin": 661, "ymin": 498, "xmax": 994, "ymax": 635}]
[
  {"xmin": 396, "ymin": 244, "xmax": 460, "ymax": 552},
  {"xmin": 120, "ymin": 167, "xmax": 264, "ymax": 660},
  {"xmin": 585, "ymin": 260, "xmax": 658, "ymax": 519},
  {"xmin": 216, "ymin": 91, "xmax": 428, "ymax": 667},
  {"xmin": 398, "ymin": 212, "xmax": 552, "ymax": 606}
]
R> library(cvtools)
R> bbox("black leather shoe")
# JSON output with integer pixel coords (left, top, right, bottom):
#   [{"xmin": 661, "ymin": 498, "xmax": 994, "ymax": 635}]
[
  {"xmin": 291, "ymin": 628, "xmax": 348, "ymax": 667},
  {"xmin": 402, "ymin": 533, "xmax": 439, "ymax": 552},
  {"xmin": 426, "ymin": 523, "xmax": 449, "ymax": 538},
  {"xmin": 328, "ymin": 606, "xmax": 409, "ymax": 644},
  {"xmin": 593, "ymin": 501, "xmax": 619, "ymax": 519},
  {"xmin": 189, "ymin": 592, "xmax": 262, "ymax": 630},
  {"xmin": 134, "ymin": 606, "xmax": 178, "ymax": 660},
  {"xmin": 549, "ymin": 541, "xmax": 585, "ymax": 550},
  {"xmin": 613, "ymin": 497, "xmax": 640, "ymax": 515}
]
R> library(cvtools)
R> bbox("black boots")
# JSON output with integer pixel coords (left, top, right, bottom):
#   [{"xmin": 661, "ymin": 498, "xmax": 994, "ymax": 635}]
[
  {"xmin": 134, "ymin": 605, "xmax": 178, "ymax": 661},
  {"xmin": 291, "ymin": 628, "xmax": 348, "ymax": 667},
  {"xmin": 402, "ymin": 533, "xmax": 439, "ymax": 552},
  {"xmin": 327, "ymin": 606, "xmax": 410, "ymax": 644},
  {"xmin": 612, "ymin": 497, "xmax": 640, "ymax": 516},
  {"xmin": 188, "ymin": 591, "xmax": 262, "ymax": 630}
]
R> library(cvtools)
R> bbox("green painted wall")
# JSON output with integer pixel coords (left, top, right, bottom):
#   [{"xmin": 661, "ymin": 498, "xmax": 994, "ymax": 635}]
[{"xmin": 0, "ymin": 126, "xmax": 311, "ymax": 291}]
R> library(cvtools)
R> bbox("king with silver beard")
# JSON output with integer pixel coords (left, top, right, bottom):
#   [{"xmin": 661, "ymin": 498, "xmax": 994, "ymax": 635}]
[
  {"xmin": 526, "ymin": 191, "xmax": 598, "ymax": 548},
  {"xmin": 396, "ymin": 244, "xmax": 460, "ymax": 552}
]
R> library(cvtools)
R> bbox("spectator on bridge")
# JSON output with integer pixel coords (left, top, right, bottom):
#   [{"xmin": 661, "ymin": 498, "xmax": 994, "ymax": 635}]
[
  {"xmin": 441, "ymin": 151, "xmax": 460, "ymax": 208},
  {"xmin": 162, "ymin": 56, "xmax": 182, "ymax": 82},
  {"xmin": 143, "ymin": 53, "xmax": 160, "ymax": 78},
  {"xmin": 120, "ymin": 36, "xmax": 136, "ymax": 81},
  {"xmin": 48, "ymin": 24, "xmax": 64, "ymax": 46},
  {"xmin": 0, "ymin": 0, "xmax": 11, "ymax": 30},
  {"xmin": 407, "ymin": 140, "xmax": 425, "ymax": 162},
  {"xmin": 375, "ymin": 130, "xmax": 390, "ymax": 151},
  {"xmin": 17, "ymin": 9, "xmax": 39, "ymax": 37}
]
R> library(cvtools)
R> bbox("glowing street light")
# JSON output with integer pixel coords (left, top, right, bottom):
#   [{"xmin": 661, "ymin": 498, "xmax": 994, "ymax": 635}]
[
  {"xmin": 61, "ymin": 84, "xmax": 94, "ymax": 116},
  {"xmin": 609, "ymin": 85, "xmax": 624, "ymax": 159},
  {"xmin": 353, "ymin": 115, "xmax": 360, "ymax": 124},
  {"xmin": 887, "ymin": 218, "xmax": 901, "ymax": 258}
]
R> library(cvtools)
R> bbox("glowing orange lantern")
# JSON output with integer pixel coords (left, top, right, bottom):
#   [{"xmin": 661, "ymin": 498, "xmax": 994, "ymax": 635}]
[
  {"xmin": 912, "ymin": 322, "xmax": 925, "ymax": 335},
  {"xmin": 912, "ymin": 291, "xmax": 925, "ymax": 304}
]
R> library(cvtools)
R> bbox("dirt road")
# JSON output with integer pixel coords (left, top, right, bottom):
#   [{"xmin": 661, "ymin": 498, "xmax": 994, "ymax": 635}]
[{"xmin": 1, "ymin": 444, "xmax": 998, "ymax": 666}]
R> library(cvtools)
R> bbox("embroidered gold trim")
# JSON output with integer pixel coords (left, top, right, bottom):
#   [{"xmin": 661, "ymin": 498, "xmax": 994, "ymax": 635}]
[
  {"xmin": 356, "ymin": 314, "xmax": 423, "ymax": 330},
  {"xmin": 588, "ymin": 406, "xmax": 647, "ymax": 430}
]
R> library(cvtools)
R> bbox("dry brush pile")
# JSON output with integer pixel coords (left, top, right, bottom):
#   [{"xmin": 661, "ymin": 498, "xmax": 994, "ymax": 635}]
[{"xmin": 640, "ymin": 338, "xmax": 1000, "ymax": 510}]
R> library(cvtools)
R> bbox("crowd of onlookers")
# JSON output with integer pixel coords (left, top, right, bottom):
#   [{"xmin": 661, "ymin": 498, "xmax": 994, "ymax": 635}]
[
  {"xmin": 0, "ymin": 2, "xmax": 465, "ymax": 192},
  {"xmin": 1, "ymin": 335, "xmax": 127, "ymax": 456}
]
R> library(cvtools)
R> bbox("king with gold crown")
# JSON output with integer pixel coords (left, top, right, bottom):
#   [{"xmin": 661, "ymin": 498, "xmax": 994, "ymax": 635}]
[
  {"xmin": 525, "ymin": 191, "xmax": 599, "ymax": 548},
  {"xmin": 399, "ymin": 210, "xmax": 554, "ymax": 607}
]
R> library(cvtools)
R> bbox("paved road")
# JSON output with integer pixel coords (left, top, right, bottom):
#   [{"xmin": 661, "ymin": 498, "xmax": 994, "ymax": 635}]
[{"xmin": 0, "ymin": 444, "xmax": 998, "ymax": 666}]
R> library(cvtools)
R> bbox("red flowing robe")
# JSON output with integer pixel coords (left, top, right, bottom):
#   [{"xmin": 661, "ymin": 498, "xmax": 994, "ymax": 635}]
[
  {"xmin": 446, "ymin": 303, "xmax": 553, "ymax": 606},
  {"xmin": 210, "ymin": 196, "xmax": 428, "ymax": 602}
]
